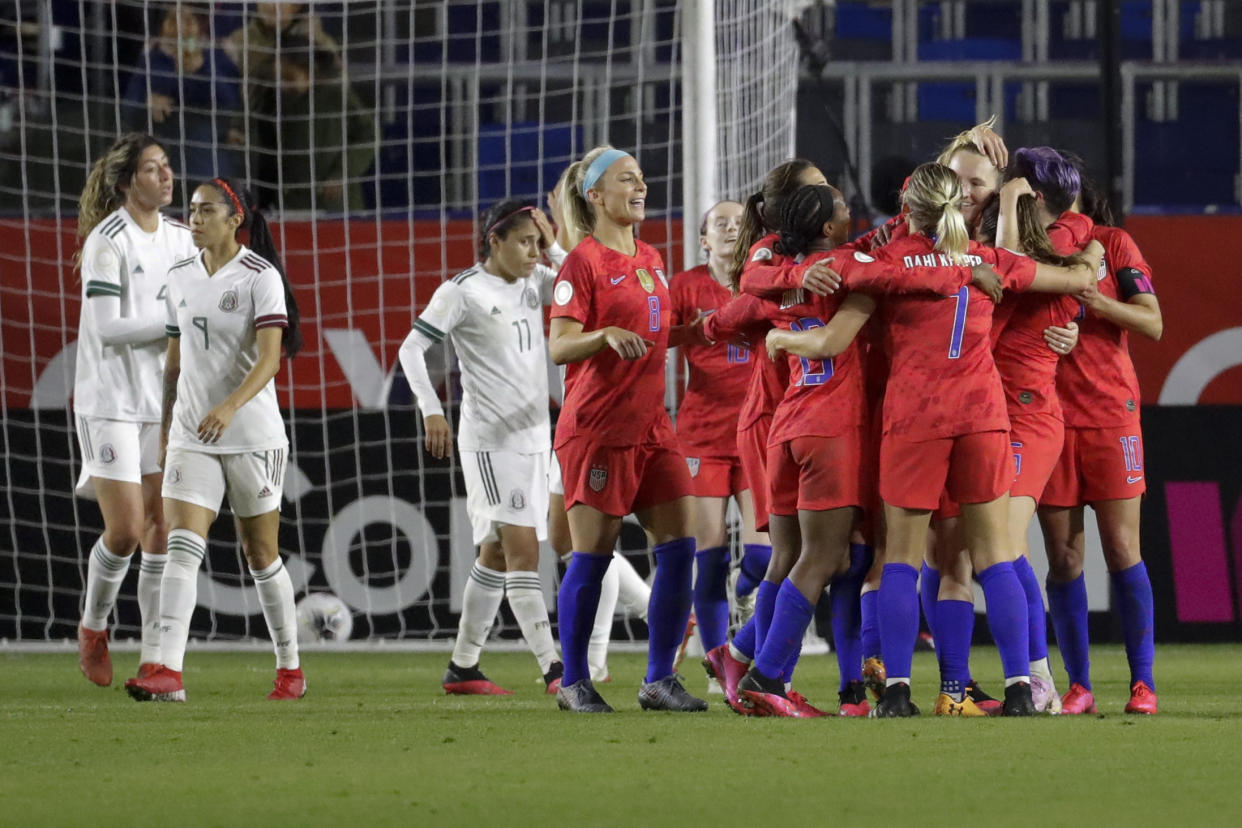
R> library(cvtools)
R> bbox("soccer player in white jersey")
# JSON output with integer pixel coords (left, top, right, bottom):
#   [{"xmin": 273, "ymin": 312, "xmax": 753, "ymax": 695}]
[
  {"xmin": 399, "ymin": 200, "xmax": 567, "ymax": 695},
  {"xmin": 125, "ymin": 178, "xmax": 306, "ymax": 702},
  {"xmin": 73, "ymin": 133, "xmax": 196, "ymax": 687}
]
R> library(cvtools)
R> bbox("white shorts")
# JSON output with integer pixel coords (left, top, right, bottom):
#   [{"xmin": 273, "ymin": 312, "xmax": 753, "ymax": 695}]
[
  {"xmin": 461, "ymin": 449, "xmax": 549, "ymax": 545},
  {"xmin": 548, "ymin": 447, "xmax": 564, "ymax": 497},
  {"xmin": 162, "ymin": 445, "xmax": 287, "ymax": 518},
  {"xmin": 74, "ymin": 416, "xmax": 162, "ymax": 499}
]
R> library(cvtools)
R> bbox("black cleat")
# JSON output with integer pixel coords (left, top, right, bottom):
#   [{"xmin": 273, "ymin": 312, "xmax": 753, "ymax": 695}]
[
  {"xmin": 868, "ymin": 682, "xmax": 920, "ymax": 718},
  {"xmin": 442, "ymin": 661, "xmax": 512, "ymax": 695},
  {"xmin": 543, "ymin": 661, "xmax": 564, "ymax": 694},
  {"xmin": 638, "ymin": 675, "xmax": 708, "ymax": 712},
  {"xmin": 1003, "ymin": 681, "xmax": 1037, "ymax": 716},
  {"xmin": 839, "ymin": 680, "xmax": 868, "ymax": 706},
  {"xmin": 737, "ymin": 668, "xmax": 787, "ymax": 698},
  {"xmin": 557, "ymin": 678, "xmax": 614, "ymax": 713}
]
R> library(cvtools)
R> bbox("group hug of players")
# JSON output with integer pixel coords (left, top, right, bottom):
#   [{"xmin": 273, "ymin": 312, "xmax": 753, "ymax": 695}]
[{"xmin": 408, "ymin": 118, "xmax": 1161, "ymax": 718}]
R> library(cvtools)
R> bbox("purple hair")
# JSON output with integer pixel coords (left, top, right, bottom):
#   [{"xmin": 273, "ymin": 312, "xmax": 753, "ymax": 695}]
[{"xmin": 1007, "ymin": 147, "xmax": 1081, "ymax": 216}]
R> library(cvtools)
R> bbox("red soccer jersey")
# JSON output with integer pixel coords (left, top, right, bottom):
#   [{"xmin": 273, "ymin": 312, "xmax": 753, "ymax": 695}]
[
  {"xmin": 702, "ymin": 291, "xmax": 787, "ymax": 431},
  {"xmin": 877, "ymin": 235, "xmax": 1036, "ymax": 440},
  {"xmin": 669, "ymin": 265, "xmax": 750, "ymax": 456},
  {"xmin": 990, "ymin": 211, "xmax": 1092, "ymax": 418},
  {"xmin": 551, "ymin": 236, "xmax": 674, "ymax": 447},
  {"xmin": 765, "ymin": 262, "xmax": 867, "ymax": 445},
  {"xmin": 1055, "ymin": 225, "xmax": 1153, "ymax": 428}
]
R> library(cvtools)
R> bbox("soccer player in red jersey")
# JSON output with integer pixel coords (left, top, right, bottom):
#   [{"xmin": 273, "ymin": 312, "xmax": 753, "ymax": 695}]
[
  {"xmin": 776, "ymin": 164, "xmax": 1101, "ymax": 717},
  {"xmin": 1036, "ymin": 155, "xmax": 1163, "ymax": 715},
  {"xmin": 548, "ymin": 146, "xmax": 704, "ymax": 713},
  {"xmin": 699, "ymin": 159, "xmax": 833, "ymax": 712},
  {"xmin": 669, "ymin": 200, "xmax": 765, "ymax": 666}
]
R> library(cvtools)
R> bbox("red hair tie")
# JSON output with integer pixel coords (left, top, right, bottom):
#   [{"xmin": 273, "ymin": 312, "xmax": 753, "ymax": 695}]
[
  {"xmin": 212, "ymin": 178, "xmax": 244, "ymax": 216},
  {"xmin": 485, "ymin": 206, "xmax": 534, "ymax": 239}
]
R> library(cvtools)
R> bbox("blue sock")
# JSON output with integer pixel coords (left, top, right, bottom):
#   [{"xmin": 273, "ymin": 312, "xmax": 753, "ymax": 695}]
[
  {"xmin": 558, "ymin": 552, "xmax": 613, "ymax": 687},
  {"xmin": 754, "ymin": 579, "xmax": 779, "ymax": 656},
  {"xmin": 754, "ymin": 579, "xmax": 815, "ymax": 680},
  {"xmin": 829, "ymin": 543, "xmax": 869, "ymax": 689},
  {"xmin": 936, "ymin": 599, "xmax": 974, "ymax": 698},
  {"xmin": 693, "ymin": 546, "xmax": 731, "ymax": 651},
  {"xmin": 645, "ymin": 537, "xmax": 696, "ymax": 683},
  {"xmin": 781, "ymin": 635, "xmax": 803, "ymax": 685},
  {"xmin": 1111, "ymin": 562, "xmax": 1156, "ymax": 690},
  {"xmin": 732, "ymin": 616, "xmax": 756, "ymax": 661},
  {"xmin": 977, "ymin": 561, "xmax": 1030, "ymax": 681},
  {"xmin": 1013, "ymin": 556, "xmax": 1048, "ymax": 662},
  {"xmin": 878, "ymin": 563, "xmax": 920, "ymax": 680},
  {"xmin": 919, "ymin": 561, "xmax": 941, "ymax": 643},
  {"xmin": 1046, "ymin": 574, "xmax": 1091, "ymax": 689},
  {"xmin": 737, "ymin": 544, "xmax": 772, "ymax": 597},
  {"xmin": 860, "ymin": 589, "xmax": 881, "ymax": 660}
]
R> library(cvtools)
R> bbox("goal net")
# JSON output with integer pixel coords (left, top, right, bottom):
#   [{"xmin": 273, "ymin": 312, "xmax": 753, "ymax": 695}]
[{"xmin": 0, "ymin": 0, "xmax": 797, "ymax": 645}]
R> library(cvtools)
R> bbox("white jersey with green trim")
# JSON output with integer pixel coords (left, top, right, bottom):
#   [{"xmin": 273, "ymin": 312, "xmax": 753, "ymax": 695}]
[
  {"xmin": 405, "ymin": 263, "xmax": 556, "ymax": 453},
  {"xmin": 164, "ymin": 245, "xmax": 289, "ymax": 454},
  {"xmin": 73, "ymin": 207, "xmax": 195, "ymax": 421}
]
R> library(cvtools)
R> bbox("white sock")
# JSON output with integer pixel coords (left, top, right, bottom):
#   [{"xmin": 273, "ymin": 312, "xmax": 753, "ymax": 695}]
[
  {"xmin": 613, "ymin": 551, "xmax": 650, "ymax": 621},
  {"xmin": 1030, "ymin": 656, "xmax": 1053, "ymax": 680},
  {"xmin": 82, "ymin": 538, "xmax": 130, "ymax": 630},
  {"xmin": 160, "ymin": 530, "xmax": 206, "ymax": 672},
  {"xmin": 1004, "ymin": 675, "xmax": 1031, "ymax": 688},
  {"xmin": 886, "ymin": 676, "xmax": 911, "ymax": 688},
  {"xmin": 137, "ymin": 553, "xmax": 165, "ymax": 664},
  {"xmin": 589, "ymin": 556, "xmax": 621, "ymax": 681},
  {"xmin": 250, "ymin": 557, "xmax": 299, "ymax": 670},
  {"xmin": 505, "ymin": 570, "xmax": 558, "ymax": 675},
  {"xmin": 727, "ymin": 642, "xmax": 751, "ymax": 664},
  {"xmin": 450, "ymin": 561, "xmax": 505, "ymax": 668}
]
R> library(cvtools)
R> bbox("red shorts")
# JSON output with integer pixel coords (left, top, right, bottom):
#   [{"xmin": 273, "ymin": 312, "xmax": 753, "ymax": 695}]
[
  {"xmin": 880, "ymin": 430, "xmax": 1012, "ymax": 511},
  {"xmin": 767, "ymin": 429, "xmax": 865, "ymax": 516},
  {"xmin": 1039, "ymin": 424, "xmax": 1146, "ymax": 507},
  {"xmin": 1008, "ymin": 412, "xmax": 1065, "ymax": 501},
  {"xmin": 556, "ymin": 432, "xmax": 694, "ymax": 517},
  {"xmin": 684, "ymin": 454, "xmax": 747, "ymax": 498},
  {"xmin": 737, "ymin": 417, "xmax": 772, "ymax": 532}
]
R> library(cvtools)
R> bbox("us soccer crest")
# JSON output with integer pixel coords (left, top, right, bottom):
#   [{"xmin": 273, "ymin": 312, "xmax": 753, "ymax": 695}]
[
  {"xmin": 636, "ymin": 268, "xmax": 655, "ymax": 293},
  {"xmin": 219, "ymin": 289, "xmax": 239, "ymax": 312},
  {"xmin": 589, "ymin": 465, "xmax": 608, "ymax": 492},
  {"xmin": 686, "ymin": 457, "xmax": 700, "ymax": 477}
]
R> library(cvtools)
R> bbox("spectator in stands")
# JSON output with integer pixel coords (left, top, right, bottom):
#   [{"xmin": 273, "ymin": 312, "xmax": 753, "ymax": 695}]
[
  {"xmin": 250, "ymin": 45, "xmax": 375, "ymax": 213},
  {"xmin": 122, "ymin": 5, "xmax": 243, "ymax": 190}
]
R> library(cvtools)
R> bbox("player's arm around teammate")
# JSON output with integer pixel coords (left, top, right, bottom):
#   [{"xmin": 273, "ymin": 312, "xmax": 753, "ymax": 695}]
[
  {"xmin": 126, "ymin": 178, "xmax": 305, "ymax": 703},
  {"xmin": 547, "ymin": 147, "xmax": 703, "ymax": 713},
  {"xmin": 73, "ymin": 134, "xmax": 197, "ymax": 687}
]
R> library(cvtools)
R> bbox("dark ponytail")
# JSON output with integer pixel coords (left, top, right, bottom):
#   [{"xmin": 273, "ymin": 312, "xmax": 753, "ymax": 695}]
[
  {"xmin": 777, "ymin": 185, "xmax": 835, "ymax": 258},
  {"xmin": 204, "ymin": 177, "xmax": 304, "ymax": 358},
  {"xmin": 727, "ymin": 158, "xmax": 819, "ymax": 290}
]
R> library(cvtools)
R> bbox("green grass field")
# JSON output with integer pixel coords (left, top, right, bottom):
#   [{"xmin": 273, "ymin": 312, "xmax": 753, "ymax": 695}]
[{"xmin": 3, "ymin": 645, "xmax": 1241, "ymax": 827}]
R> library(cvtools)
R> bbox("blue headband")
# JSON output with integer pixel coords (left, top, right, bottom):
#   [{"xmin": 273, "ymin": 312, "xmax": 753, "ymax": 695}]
[{"xmin": 581, "ymin": 149, "xmax": 633, "ymax": 197}]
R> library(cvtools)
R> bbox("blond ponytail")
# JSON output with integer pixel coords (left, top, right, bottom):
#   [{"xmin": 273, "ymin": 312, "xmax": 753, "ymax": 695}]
[{"xmin": 904, "ymin": 162, "xmax": 970, "ymax": 265}]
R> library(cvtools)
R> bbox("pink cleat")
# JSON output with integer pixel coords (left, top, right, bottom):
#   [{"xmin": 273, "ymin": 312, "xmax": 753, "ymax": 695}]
[
  {"xmin": 1059, "ymin": 682, "xmax": 1098, "ymax": 715},
  {"xmin": 78, "ymin": 624, "xmax": 112, "ymax": 687},
  {"xmin": 269, "ymin": 667, "xmax": 307, "ymax": 700},
  {"xmin": 125, "ymin": 664, "xmax": 186, "ymax": 702},
  {"xmin": 1124, "ymin": 681, "xmax": 1158, "ymax": 715},
  {"xmin": 442, "ymin": 661, "xmax": 512, "ymax": 695},
  {"xmin": 702, "ymin": 644, "xmax": 750, "ymax": 714},
  {"xmin": 787, "ymin": 690, "xmax": 830, "ymax": 718},
  {"xmin": 837, "ymin": 681, "xmax": 872, "ymax": 717}
]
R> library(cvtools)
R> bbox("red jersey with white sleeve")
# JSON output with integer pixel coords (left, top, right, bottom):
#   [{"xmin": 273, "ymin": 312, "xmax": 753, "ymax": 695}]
[
  {"xmin": 551, "ymin": 236, "xmax": 673, "ymax": 447},
  {"xmin": 877, "ymin": 236, "xmax": 1036, "ymax": 440},
  {"xmin": 1054, "ymin": 225, "xmax": 1153, "ymax": 428},
  {"xmin": 990, "ymin": 211, "xmax": 1092, "ymax": 418},
  {"xmin": 669, "ymin": 265, "xmax": 750, "ymax": 457}
]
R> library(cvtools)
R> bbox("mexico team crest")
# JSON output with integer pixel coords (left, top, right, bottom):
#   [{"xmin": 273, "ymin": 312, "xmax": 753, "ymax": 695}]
[
  {"xmin": 509, "ymin": 488, "xmax": 527, "ymax": 511},
  {"xmin": 589, "ymin": 465, "xmax": 608, "ymax": 492},
  {"xmin": 523, "ymin": 286, "xmax": 539, "ymax": 309},
  {"xmin": 636, "ymin": 268, "xmax": 655, "ymax": 293},
  {"xmin": 219, "ymin": 289, "xmax": 239, "ymax": 312},
  {"xmin": 99, "ymin": 444, "xmax": 116, "ymax": 464}
]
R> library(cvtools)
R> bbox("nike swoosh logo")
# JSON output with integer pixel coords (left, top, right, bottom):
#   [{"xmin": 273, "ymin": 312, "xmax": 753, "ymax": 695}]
[
  {"xmin": 610, "ymin": 275, "xmax": 626, "ymax": 285},
  {"xmin": 1127, "ymin": 475, "xmax": 1143, "ymax": 484}
]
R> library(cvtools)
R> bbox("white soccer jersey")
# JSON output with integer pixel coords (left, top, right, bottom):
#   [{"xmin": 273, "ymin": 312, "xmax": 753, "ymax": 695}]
[
  {"xmin": 164, "ymin": 245, "xmax": 289, "ymax": 454},
  {"xmin": 402, "ymin": 263, "xmax": 556, "ymax": 453},
  {"xmin": 73, "ymin": 207, "xmax": 196, "ymax": 421}
]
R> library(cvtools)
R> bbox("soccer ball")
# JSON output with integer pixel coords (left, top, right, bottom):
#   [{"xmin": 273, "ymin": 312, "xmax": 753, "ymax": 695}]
[{"xmin": 296, "ymin": 593, "xmax": 354, "ymax": 643}]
